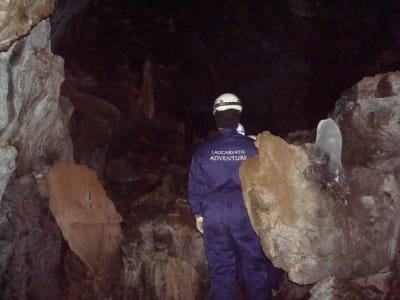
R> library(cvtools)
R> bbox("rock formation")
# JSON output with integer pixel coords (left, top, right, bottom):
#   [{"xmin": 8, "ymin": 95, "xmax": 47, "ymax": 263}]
[
  {"xmin": 61, "ymin": 70, "xmax": 121, "ymax": 178},
  {"xmin": 141, "ymin": 60, "xmax": 155, "ymax": 120},
  {"xmin": 47, "ymin": 162, "xmax": 123, "ymax": 296},
  {"xmin": 240, "ymin": 72, "xmax": 400, "ymax": 285},
  {"xmin": 0, "ymin": 0, "xmax": 53, "ymax": 51},
  {"xmin": 1, "ymin": 1, "xmax": 400, "ymax": 298},
  {"xmin": 0, "ymin": 18, "xmax": 72, "ymax": 195},
  {"xmin": 120, "ymin": 208, "xmax": 208, "ymax": 300},
  {"xmin": 0, "ymin": 17, "xmax": 74, "ymax": 299}
]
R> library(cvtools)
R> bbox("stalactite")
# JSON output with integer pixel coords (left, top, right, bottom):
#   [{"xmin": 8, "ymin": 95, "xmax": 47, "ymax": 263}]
[{"xmin": 140, "ymin": 60, "xmax": 155, "ymax": 120}]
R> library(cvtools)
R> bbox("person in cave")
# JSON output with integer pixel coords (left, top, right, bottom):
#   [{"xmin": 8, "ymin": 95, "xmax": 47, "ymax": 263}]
[{"xmin": 188, "ymin": 93, "xmax": 278, "ymax": 300}]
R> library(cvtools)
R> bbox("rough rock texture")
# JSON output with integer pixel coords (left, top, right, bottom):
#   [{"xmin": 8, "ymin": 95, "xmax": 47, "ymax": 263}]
[
  {"xmin": 309, "ymin": 277, "xmax": 385, "ymax": 300},
  {"xmin": 0, "ymin": 19, "xmax": 73, "ymax": 180},
  {"xmin": 61, "ymin": 70, "xmax": 121, "ymax": 178},
  {"xmin": 0, "ymin": 0, "xmax": 53, "ymax": 51},
  {"xmin": 240, "ymin": 72, "xmax": 400, "ymax": 285},
  {"xmin": 101, "ymin": 124, "xmax": 209, "ymax": 300},
  {"xmin": 0, "ymin": 174, "xmax": 66, "ymax": 299},
  {"xmin": 0, "ymin": 145, "xmax": 17, "ymax": 203},
  {"xmin": 120, "ymin": 208, "xmax": 208, "ymax": 300},
  {"xmin": 50, "ymin": 0, "xmax": 91, "ymax": 48},
  {"xmin": 47, "ymin": 162, "xmax": 123, "ymax": 296},
  {"xmin": 0, "ymin": 18, "xmax": 74, "ymax": 298}
]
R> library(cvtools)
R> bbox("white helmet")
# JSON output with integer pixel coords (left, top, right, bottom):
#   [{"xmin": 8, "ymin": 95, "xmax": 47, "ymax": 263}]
[{"xmin": 213, "ymin": 93, "xmax": 242, "ymax": 115}]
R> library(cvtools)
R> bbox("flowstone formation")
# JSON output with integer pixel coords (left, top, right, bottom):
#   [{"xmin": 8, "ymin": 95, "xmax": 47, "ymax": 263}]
[
  {"xmin": 47, "ymin": 162, "xmax": 123, "ymax": 296},
  {"xmin": 240, "ymin": 71, "xmax": 400, "ymax": 286}
]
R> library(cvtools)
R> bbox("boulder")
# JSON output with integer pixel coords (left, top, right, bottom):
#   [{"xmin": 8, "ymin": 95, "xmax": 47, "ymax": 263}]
[{"xmin": 240, "ymin": 72, "xmax": 400, "ymax": 284}]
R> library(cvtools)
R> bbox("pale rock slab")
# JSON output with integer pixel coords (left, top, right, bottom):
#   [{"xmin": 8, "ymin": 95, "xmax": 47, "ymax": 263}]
[{"xmin": 47, "ymin": 162, "xmax": 123, "ymax": 296}]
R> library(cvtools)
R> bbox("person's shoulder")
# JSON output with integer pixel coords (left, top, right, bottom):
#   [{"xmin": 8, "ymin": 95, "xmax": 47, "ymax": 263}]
[
  {"xmin": 193, "ymin": 138, "xmax": 214, "ymax": 156},
  {"xmin": 238, "ymin": 135, "xmax": 258, "ymax": 152},
  {"xmin": 237, "ymin": 134, "xmax": 256, "ymax": 144}
]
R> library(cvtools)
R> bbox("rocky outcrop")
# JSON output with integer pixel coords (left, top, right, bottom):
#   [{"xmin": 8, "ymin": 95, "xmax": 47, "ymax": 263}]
[
  {"xmin": 119, "ymin": 198, "xmax": 208, "ymax": 300},
  {"xmin": 0, "ymin": 18, "xmax": 74, "ymax": 298},
  {"xmin": 0, "ymin": 19, "xmax": 73, "ymax": 181},
  {"xmin": 47, "ymin": 162, "xmax": 123, "ymax": 297},
  {"xmin": 309, "ymin": 277, "xmax": 385, "ymax": 300},
  {"xmin": 240, "ymin": 72, "xmax": 400, "ymax": 285},
  {"xmin": 0, "ymin": 174, "xmax": 66, "ymax": 299},
  {"xmin": 0, "ymin": 0, "xmax": 53, "ymax": 51}
]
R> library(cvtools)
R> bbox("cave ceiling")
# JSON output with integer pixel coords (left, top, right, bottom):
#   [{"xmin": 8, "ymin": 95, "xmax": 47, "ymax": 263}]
[{"xmin": 51, "ymin": 0, "xmax": 400, "ymax": 136}]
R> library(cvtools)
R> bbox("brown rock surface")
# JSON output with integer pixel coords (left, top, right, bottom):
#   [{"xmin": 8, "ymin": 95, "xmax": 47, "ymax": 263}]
[
  {"xmin": 240, "ymin": 72, "xmax": 400, "ymax": 285},
  {"xmin": 119, "ymin": 197, "xmax": 208, "ymax": 300},
  {"xmin": 47, "ymin": 162, "xmax": 123, "ymax": 296},
  {"xmin": 0, "ymin": 0, "xmax": 53, "ymax": 51}
]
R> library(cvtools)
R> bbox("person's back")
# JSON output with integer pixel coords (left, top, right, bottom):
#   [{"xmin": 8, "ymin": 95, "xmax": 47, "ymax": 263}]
[
  {"xmin": 190, "ymin": 128, "xmax": 257, "ymax": 202},
  {"xmin": 188, "ymin": 93, "xmax": 278, "ymax": 300}
]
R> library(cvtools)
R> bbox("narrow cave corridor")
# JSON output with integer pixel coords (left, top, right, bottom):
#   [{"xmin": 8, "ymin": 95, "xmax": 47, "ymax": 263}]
[{"xmin": 1, "ymin": 1, "xmax": 400, "ymax": 299}]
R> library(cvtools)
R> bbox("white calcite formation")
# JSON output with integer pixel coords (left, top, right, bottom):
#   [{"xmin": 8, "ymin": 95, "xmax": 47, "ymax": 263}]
[{"xmin": 240, "ymin": 72, "xmax": 400, "ymax": 285}]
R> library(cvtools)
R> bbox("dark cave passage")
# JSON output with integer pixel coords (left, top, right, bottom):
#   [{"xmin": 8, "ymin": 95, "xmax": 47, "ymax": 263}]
[
  {"xmin": 51, "ymin": 0, "xmax": 400, "ymax": 139},
  {"xmin": 48, "ymin": 2, "xmax": 400, "ymax": 298}
]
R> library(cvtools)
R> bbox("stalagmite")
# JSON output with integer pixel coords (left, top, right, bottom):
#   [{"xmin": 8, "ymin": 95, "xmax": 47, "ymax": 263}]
[
  {"xmin": 141, "ymin": 60, "xmax": 155, "ymax": 119},
  {"xmin": 314, "ymin": 118, "xmax": 344, "ymax": 183}
]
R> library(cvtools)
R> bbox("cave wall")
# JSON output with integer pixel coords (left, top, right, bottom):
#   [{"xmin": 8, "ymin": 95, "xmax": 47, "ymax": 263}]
[
  {"xmin": 0, "ymin": 1, "xmax": 74, "ymax": 296},
  {"xmin": 1, "ymin": 1, "xmax": 400, "ymax": 299}
]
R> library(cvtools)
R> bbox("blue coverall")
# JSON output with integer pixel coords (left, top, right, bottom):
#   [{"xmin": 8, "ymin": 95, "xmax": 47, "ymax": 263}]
[{"xmin": 188, "ymin": 128, "xmax": 277, "ymax": 300}]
